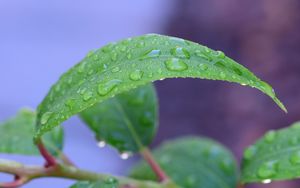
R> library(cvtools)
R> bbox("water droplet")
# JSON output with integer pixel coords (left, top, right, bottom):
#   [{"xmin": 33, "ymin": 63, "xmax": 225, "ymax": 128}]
[
  {"xmin": 65, "ymin": 99, "xmax": 75, "ymax": 110},
  {"xmin": 215, "ymin": 61, "xmax": 226, "ymax": 68},
  {"xmin": 120, "ymin": 152, "xmax": 131, "ymax": 160},
  {"xmin": 169, "ymin": 37, "xmax": 186, "ymax": 45},
  {"xmin": 129, "ymin": 70, "xmax": 144, "ymax": 81},
  {"xmin": 77, "ymin": 62, "xmax": 86, "ymax": 73},
  {"xmin": 120, "ymin": 46, "xmax": 127, "ymax": 52},
  {"xmin": 111, "ymin": 67, "xmax": 120, "ymax": 73},
  {"xmin": 289, "ymin": 137, "xmax": 298, "ymax": 145},
  {"xmin": 97, "ymin": 79, "xmax": 122, "ymax": 96},
  {"xmin": 244, "ymin": 146, "xmax": 257, "ymax": 160},
  {"xmin": 262, "ymin": 179, "xmax": 272, "ymax": 184},
  {"xmin": 213, "ymin": 50, "xmax": 225, "ymax": 59},
  {"xmin": 220, "ymin": 72, "xmax": 226, "ymax": 79},
  {"xmin": 126, "ymin": 51, "xmax": 132, "ymax": 59},
  {"xmin": 93, "ymin": 54, "xmax": 99, "ymax": 61},
  {"xmin": 148, "ymin": 73, "xmax": 153, "ymax": 78},
  {"xmin": 87, "ymin": 50, "xmax": 94, "ymax": 58},
  {"xmin": 195, "ymin": 50, "xmax": 212, "ymax": 61},
  {"xmin": 111, "ymin": 53, "xmax": 118, "ymax": 61},
  {"xmin": 136, "ymin": 41, "xmax": 145, "ymax": 47},
  {"xmin": 83, "ymin": 91, "xmax": 93, "ymax": 101},
  {"xmin": 264, "ymin": 130, "xmax": 276, "ymax": 143},
  {"xmin": 97, "ymin": 141, "xmax": 106, "ymax": 148},
  {"xmin": 289, "ymin": 151, "xmax": 300, "ymax": 165},
  {"xmin": 164, "ymin": 58, "xmax": 188, "ymax": 72},
  {"xmin": 142, "ymin": 49, "xmax": 161, "ymax": 59},
  {"xmin": 88, "ymin": 69, "xmax": 94, "ymax": 76},
  {"xmin": 199, "ymin": 64, "xmax": 208, "ymax": 71},
  {"xmin": 41, "ymin": 112, "xmax": 53, "ymax": 125},
  {"xmin": 257, "ymin": 161, "xmax": 278, "ymax": 179},
  {"xmin": 233, "ymin": 67, "xmax": 242, "ymax": 76},
  {"xmin": 170, "ymin": 47, "xmax": 190, "ymax": 59}
]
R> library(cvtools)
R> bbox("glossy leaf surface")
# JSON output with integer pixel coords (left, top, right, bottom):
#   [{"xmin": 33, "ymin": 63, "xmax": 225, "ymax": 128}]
[
  {"xmin": 242, "ymin": 122, "xmax": 300, "ymax": 183},
  {"xmin": 35, "ymin": 34, "xmax": 286, "ymax": 139},
  {"xmin": 130, "ymin": 136, "xmax": 239, "ymax": 188},
  {"xmin": 80, "ymin": 84, "xmax": 157, "ymax": 153}
]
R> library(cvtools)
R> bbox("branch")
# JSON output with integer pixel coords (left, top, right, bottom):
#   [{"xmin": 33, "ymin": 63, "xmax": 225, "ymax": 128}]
[
  {"xmin": 0, "ymin": 159, "xmax": 178, "ymax": 188},
  {"xmin": 140, "ymin": 148, "xmax": 169, "ymax": 182}
]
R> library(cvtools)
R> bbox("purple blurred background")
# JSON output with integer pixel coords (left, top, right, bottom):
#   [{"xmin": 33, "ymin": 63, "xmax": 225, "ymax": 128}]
[{"xmin": 0, "ymin": 0, "xmax": 300, "ymax": 187}]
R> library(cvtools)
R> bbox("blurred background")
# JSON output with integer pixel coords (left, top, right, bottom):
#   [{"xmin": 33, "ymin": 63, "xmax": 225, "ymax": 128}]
[{"xmin": 0, "ymin": 0, "xmax": 300, "ymax": 187}]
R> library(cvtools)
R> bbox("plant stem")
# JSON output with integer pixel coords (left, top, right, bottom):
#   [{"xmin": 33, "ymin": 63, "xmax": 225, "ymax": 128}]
[
  {"xmin": 0, "ymin": 159, "xmax": 178, "ymax": 188},
  {"xmin": 36, "ymin": 139, "xmax": 57, "ymax": 167},
  {"xmin": 140, "ymin": 148, "xmax": 169, "ymax": 182}
]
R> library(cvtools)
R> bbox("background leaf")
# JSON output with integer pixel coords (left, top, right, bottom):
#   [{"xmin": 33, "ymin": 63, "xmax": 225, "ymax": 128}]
[
  {"xmin": 79, "ymin": 84, "xmax": 158, "ymax": 153},
  {"xmin": 70, "ymin": 178, "xmax": 119, "ymax": 188},
  {"xmin": 241, "ymin": 122, "xmax": 300, "ymax": 183},
  {"xmin": 0, "ymin": 109, "xmax": 63, "ymax": 156},
  {"xmin": 35, "ymin": 34, "xmax": 286, "ymax": 139},
  {"xmin": 130, "ymin": 136, "xmax": 239, "ymax": 188}
]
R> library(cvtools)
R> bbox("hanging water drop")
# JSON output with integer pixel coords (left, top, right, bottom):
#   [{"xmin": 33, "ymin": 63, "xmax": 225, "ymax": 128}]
[
  {"xmin": 164, "ymin": 58, "xmax": 188, "ymax": 72},
  {"xmin": 129, "ymin": 70, "xmax": 143, "ymax": 81},
  {"xmin": 170, "ymin": 47, "xmax": 190, "ymax": 59},
  {"xmin": 120, "ymin": 152, "xmax": 131, "ymax": 160},
  {"xmin": 41, "ymin": 112, "xmax": 53, "ymax": 125},
  {"xmin": 97, "ymin": 79, "xmax": 122, "ymax": 96},
  {"xmin": 262, "ymin": 179, "xmax": 272, "ymax": 184},
  {"xmin": 97, "ymin": 141, "xmax": 106, "ymax": 148}
]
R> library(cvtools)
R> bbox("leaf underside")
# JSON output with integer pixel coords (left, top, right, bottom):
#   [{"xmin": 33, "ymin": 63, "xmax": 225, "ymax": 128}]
[
  {"xmin": 241, "ymin": 122, "xmax": 300, "ymax": 183},
  {"xmin": 34, "ymin": 34, "xmax": 286, "ymax": 139},
  {"xmin": 79, "ymin": 84, "xmax": 158, "ymax": 153},
  {"xmin": 0, "ymin": 109, "xmax": 63, "ymax": 156},
  {"xmin": 130, "ymin": 136, "xmax": 239, "ymax": 188}
]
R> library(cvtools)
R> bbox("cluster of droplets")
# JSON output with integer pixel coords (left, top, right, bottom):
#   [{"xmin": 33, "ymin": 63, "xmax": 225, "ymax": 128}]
[{"xmin": 243, "ymin": 127, "xmax": 300, "ymax": 182}]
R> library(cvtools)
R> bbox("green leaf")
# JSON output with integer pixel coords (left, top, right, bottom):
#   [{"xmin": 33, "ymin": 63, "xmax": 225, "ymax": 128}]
[
  {"xmin": 70, "ymin": 178, "xmax": 119, "ymax": 188},
  {"xmin": 34, "ymin": 34, "xmax": 286, "ymax": 139},
  {"xmin": 241, "ymin": 122, "xmax": 300, "ymax": 183},
  {"xmin": 0, "ymin": 109, "xmax": 64, "ymax": 156},
  {"xmin": 79, "ymin": 84, "xmax": 158, "ymax": 153},
  {"xmin": 130, "ymin": 136, "xmax": 239, "ymax": 188}
]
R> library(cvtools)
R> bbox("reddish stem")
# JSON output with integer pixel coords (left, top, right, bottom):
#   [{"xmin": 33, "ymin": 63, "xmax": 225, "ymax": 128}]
[
  {"xmin": 37, "ymin": 139, "xmax": 57, "ymax": 167},
  {"xmin": 0, "ymin": 177, "xmax": 26, "ymax": 188},
  {"xmin": 140, "ymin": 148, "xmax": 168, "ymax": 182}
]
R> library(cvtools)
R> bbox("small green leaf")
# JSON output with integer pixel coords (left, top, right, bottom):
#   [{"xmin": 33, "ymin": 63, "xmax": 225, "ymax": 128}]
[
  {"xmin": 241, "ymin": 122, "xmax": 300, "ymax": 183},
  {"xmin": 35, "ymin": 34, "xmax": 286, "ymax": 139},
  {"xmin": 0, "ymin": 109, "xmax": 63, "ymax": 156},
  {"xmin": 70, "ymin": 178, "xmax": 119, "ymax": 188},
  {"xmin": 130, "ymin": 136, "xmax": 239, "ymax": 188},
  {"xmin": 79, "ymin": 84, "xmax": 158, "ymax": 153}
]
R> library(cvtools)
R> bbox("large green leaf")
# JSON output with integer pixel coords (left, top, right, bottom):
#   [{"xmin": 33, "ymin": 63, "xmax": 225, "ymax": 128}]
[
  {"xmin": 79, "ymin": 84, "xmax": 157, "ymax": 153},
  {"xmin": 0, "ymin": 109, "xmax": 63, "ymax": 156},
  {"xmin": 241, "ymin": 122, "xmax": 300, "ymax": 183},
  {"xmin": 70, "ymin": 178, "xmax": 119, "ymax": 188},
  {"xmin": 34, "ymin": 34, "xmax": 286, "ymax": 139},
  {"xmin": 130, "ymin": 136, "xmax": 239, "ymax": 188}
]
